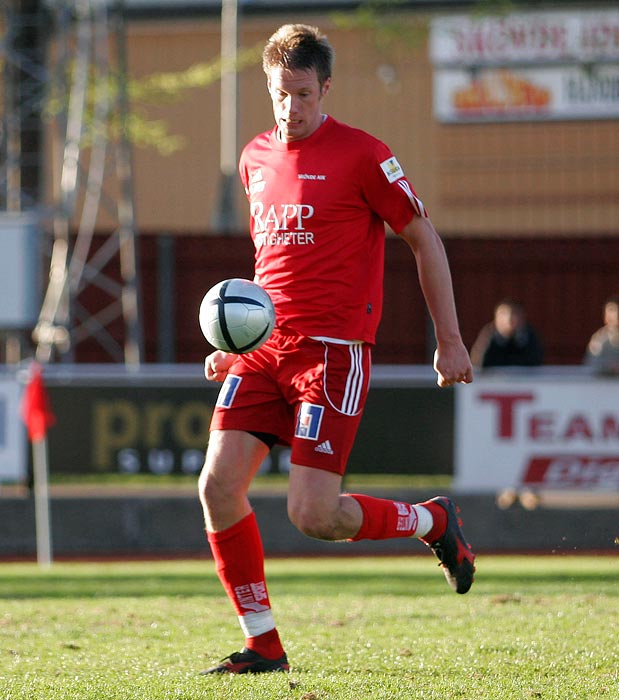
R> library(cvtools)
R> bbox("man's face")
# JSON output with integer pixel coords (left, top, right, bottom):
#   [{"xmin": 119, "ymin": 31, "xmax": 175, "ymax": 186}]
[
  {"xmin": 604, "ymin": 302, "xmax": 619, "ymax": 329},
  {"xmin": 495, "ymin": 304, "xmax": 523, "ymax": 337},
  {"xmin": 267, "ymin": 66, "xmax": 330, "ymax": 143}
]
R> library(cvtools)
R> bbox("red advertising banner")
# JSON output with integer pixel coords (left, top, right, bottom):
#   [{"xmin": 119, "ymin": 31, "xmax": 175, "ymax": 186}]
[{"xmin": 522, "ymin": 456, "xmax": 619, "ymax": 489}]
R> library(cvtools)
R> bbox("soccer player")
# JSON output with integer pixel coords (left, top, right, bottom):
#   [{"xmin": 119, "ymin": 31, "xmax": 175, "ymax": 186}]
[{"xmin": 199, "ymin": 24, "xmax": 476, "ymax": 675}]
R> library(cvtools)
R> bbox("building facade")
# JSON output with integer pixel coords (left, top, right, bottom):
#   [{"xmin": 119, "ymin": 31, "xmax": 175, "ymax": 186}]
[{"xmin": 42, "ymin": 3, "xmax": 619, "ymax": 363}]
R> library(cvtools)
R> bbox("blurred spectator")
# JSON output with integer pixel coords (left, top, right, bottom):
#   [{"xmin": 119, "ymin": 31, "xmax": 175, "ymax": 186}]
[
  {"xmin": 470, "ymin": 299, "xmax": 544, "ymax": 368},
  {"xmin": 584, "ymin": 295, "xmax": 619, "ymax": 375}
]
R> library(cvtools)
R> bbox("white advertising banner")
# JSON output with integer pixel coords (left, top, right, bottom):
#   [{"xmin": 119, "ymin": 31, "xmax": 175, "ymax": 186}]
[
  {"xmin": 431, "ymin": 10, "xmax": 619, "ymax": 66},
  {"xmin": 431, "ymin": 9, "xmax": 619, "ymax": 123},
  {"xmin": 434, "ymin": 64, "xmax": 619, "ymax": 122},
  {"xmin": 454, "ymin": 377, "xmax": 619, "ymax": 493},
  {"xmin": 0, "ymin": 375, "xmax": 26, "ymax": 482}
]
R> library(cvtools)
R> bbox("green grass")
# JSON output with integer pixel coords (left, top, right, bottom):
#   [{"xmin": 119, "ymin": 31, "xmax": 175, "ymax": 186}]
[
  {"xmin": 42, "ymin": 472, "xmax": 452, "ymax": 493},
  {"xmin": 1, "ymin": 556, "xmax": 618, "ymax": 699}
]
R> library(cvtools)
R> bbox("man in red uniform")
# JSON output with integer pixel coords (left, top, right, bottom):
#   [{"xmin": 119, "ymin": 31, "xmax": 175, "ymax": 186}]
[{"xmin": 199, "ymin": 24, "xmax": 475, "ymax": 675}]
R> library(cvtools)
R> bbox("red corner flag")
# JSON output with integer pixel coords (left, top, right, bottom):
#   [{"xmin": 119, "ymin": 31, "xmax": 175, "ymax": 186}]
[{"xmin": 21, "ymin": 363, "xmax": 56, "ymax": 442}]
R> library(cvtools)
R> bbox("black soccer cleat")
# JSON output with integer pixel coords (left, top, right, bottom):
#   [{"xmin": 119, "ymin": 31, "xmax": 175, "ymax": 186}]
[
  {"xmin": 199, "ymin": 647, "xmax": 290, "ymax": 675},
  {"xmin": 424, "ymin": 496, "xmax": 476, "ymax": 594}
]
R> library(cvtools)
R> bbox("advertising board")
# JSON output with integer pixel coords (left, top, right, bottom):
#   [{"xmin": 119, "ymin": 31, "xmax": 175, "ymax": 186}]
[
  {"xmin": 431, "ymin": 9, "xmax": 619, "ymax": 122},
  {"xmin": 39, "ymin": 366, "xmax": 452, "ymax": 477},
  {"xmin": 431, "ymin": 10, "xmax": 619, "ymax": 66},
  {"xmin": 455, "ymin": 375, "xmax": 619, "ymax": 492},
  {"xmin": 434, "ymin": 64, "xmax": 619, "ymax": 122},
  {"xmin": 0, "ymin": 374, "xmax": 26, "ymax": 482}
]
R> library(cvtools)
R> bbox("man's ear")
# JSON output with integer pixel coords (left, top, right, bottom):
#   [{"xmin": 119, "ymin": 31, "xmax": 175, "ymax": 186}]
[{"xmin": 321, "ymin": 77, "xmax": 331, "ymax": 96}]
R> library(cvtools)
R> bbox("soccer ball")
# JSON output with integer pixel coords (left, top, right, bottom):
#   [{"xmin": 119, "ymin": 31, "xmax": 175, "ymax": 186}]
[{"xmin": 199, "ymin": 278, "xmax": 276, "ymax": 354}]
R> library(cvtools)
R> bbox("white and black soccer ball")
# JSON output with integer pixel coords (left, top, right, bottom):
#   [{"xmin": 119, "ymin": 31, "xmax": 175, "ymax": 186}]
[{"xmin": 199, "ymin": 278, "xmax": 276, "ymax": 354}]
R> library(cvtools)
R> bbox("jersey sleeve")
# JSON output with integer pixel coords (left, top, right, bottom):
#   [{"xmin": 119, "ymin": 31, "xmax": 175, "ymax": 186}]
[{"xmin": 360, "ymin": 139, "xmax": 429, "ymax": 234}]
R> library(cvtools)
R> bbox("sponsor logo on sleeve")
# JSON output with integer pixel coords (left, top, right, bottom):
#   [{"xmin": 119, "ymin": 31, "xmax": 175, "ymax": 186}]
[{"xmin": 380, "ymin": 156, "xmax": 404, "ymax": 183}]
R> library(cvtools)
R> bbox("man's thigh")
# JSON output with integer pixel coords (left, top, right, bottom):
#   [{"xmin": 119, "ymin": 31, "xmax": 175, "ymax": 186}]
[
  {"xmin": 286, "ymin": 340, "xmax": 371, "ymax": 476},
  {"xmin": 209, "ymin": 333, "xmax": 372, "ymax": 476}
]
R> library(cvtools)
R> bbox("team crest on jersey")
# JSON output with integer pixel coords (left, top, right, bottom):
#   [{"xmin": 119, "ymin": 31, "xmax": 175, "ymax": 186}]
[
  {"xmin": 380, "ymin": 156, "xmax": 404, "ymax": 183},
  {"xmin": 248, "ymin": 169, "xmax": 266, "ymax": 195},
  {"xmin": 295, "ymin": 402, "xmax": 324, "ymax": 440},
  {"xmin": 216, "ymin": 375, "xmax": 242, "ymax": 408},
  {"xmin": 249, "ymin": 169, "xmax": 263, "ymax": 184}
]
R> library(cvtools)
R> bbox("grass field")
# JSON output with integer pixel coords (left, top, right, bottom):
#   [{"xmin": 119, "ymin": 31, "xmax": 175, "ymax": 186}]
[{"xmin": 1, "ymin": 555, "xmax": 618, "ymax": 699}]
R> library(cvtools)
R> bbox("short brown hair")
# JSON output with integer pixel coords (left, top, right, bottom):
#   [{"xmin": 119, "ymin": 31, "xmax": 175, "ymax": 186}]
[{"xmin": 262, "ymin": 24, "xmax": 334, "ymax": 87}]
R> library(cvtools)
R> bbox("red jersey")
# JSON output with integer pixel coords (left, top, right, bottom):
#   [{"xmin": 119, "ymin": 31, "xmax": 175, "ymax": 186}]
[{"xmin": 239, "ymin": 115, "xmax": 427, "ymax": 344}]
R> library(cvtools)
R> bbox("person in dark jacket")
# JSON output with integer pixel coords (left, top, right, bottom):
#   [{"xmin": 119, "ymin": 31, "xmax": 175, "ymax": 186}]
[
  {"xmin": 470, "ymin": 299, "xmax": 543, "ymax": 368},
  {"xmin": 584, "ymin": 294, "xmax": 619, "ymax": 375}
]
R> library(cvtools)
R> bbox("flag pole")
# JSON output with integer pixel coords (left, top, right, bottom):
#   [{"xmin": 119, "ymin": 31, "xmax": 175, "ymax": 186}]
[
  {"xmin": 32, "ymin": 436, "xmax": 53, "ymax": 567},
  {"xmin": 20, "ymin": 361, "xmax": 56, "ymax": 568}
]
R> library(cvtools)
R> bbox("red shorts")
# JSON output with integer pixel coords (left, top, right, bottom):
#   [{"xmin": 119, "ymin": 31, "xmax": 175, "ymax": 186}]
[{"xmin": 210, "ymin": 327, "xmax": 372, "ymax": 475}]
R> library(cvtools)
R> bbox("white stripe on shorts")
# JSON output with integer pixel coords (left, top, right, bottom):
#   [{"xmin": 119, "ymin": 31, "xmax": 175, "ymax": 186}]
[{"xmin": 323, "ymin": 342, "xmax": 365, "ymax": 417}]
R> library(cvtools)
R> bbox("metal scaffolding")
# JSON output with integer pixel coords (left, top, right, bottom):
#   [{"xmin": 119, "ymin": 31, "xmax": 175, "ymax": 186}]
[
  {"xmin": 1, "ymin": 0, "xmax": 143, "ymax": 365},
  {"xmin": 0, "ymin": 0, "xmax": 45, "ymax": 212}
]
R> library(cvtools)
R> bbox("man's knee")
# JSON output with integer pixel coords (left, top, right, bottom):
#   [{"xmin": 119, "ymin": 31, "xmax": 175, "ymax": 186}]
[
  {"xmin": 198, "ymin": 430, "xmax": 267, "ymax": 506},
  {"xmin": 198, "ymin": 460, "xmax": 254, "ymax": 532},
  {"xmin": 288, "ymin": 498, "xmax": 340, "ymax": 541},
  {"xmin": 198, "ymin": 465, "xmax": 226, "ymax": 513},
  {"xmin": 198, "ymin": 450, "xmax": 242, "ymax": 521}
]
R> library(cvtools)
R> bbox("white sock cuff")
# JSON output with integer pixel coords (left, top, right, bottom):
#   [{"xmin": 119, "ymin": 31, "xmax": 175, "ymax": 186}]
[
  {"xmin": 412, "ymin": 505, "xmax": 433, "ymax": 539},
  {"xmin": 238, "ymin": 609, "xmax": 275, "ymax": 638}
]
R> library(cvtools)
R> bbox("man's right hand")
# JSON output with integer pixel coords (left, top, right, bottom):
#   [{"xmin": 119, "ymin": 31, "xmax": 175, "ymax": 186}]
[{"xmin": 204, "ymin": 350, "xmax": 237, "ymax": 382}]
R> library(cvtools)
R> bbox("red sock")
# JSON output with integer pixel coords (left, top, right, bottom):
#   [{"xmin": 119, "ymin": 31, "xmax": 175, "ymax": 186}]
[
  {"xmin": 207, "ymin": 512, "xmax": 284, "ymax": 660},
  {"xmin": 348, "ymin": 494, "xmax": 420, "ymax": 540},
  {"xmin": 417, "ymin": 498, "xmax": 447, "ymax": 543},
  {"xmin": 245, "ymin": 628, "xmax": 283, "ymax": 659}
]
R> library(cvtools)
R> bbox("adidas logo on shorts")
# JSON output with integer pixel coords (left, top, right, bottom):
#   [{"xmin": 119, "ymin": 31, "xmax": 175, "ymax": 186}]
[{"xmin": 314, "ymin": 440, "xmax": 334, "ymax": 455}]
